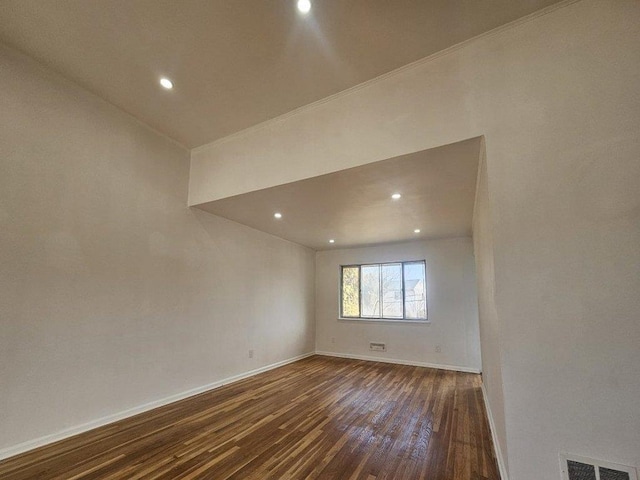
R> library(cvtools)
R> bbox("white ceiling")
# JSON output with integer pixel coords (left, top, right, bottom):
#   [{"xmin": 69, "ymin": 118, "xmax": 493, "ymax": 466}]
[
  {"xmin": 0, "ymin": 0, "xmax": 561, "ymax": 148},
  {"xmin": 198, "ymin": 137, "xmax": 481, "ymax": 250},
  {"xmin": 0, "ymin": 3, "xmax": 554, "ymax": 249}
]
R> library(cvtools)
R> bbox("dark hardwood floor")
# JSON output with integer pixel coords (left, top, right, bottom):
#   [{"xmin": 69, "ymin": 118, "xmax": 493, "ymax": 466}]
[{"xmin": 0, "ymin": 355, "xmax": 500, "ymax": 479}]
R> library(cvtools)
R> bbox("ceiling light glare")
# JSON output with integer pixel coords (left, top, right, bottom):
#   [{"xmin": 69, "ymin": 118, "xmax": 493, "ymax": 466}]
[
  {"xmin": 391, "ymin": 193, "xmax": 402, "ymax": 200},
  {"xmin": 297, "ymin": 0, "xmax": 311, "ymax": 14},
  {"xmin": 329, "ymin": 239, "xmax": 335, "ymax": 244},
  {"xmin": 159, "ymin": 77, "xmax": 173, "ymax": 89},
  {"xmin": 274, "ymin": 212, "xmax": 282, "ymax": 219},
  {"xmin": 414, "ymin": 229, "xmax": 421, "ymax": 233}
]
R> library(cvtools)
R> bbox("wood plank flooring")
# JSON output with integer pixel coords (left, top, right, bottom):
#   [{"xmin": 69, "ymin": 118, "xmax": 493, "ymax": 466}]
[{"xmin": 0, "ymin": 355, "xmax": 500, "ymax": 479}]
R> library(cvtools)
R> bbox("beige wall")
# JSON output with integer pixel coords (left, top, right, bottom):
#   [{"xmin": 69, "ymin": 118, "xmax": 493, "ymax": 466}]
[
  {"xmin": 315, "ymin": 238, "xmax": 481, "ymax": 372},
  {"xmin": 0, "ymin": 45, "xmax": 316, "ymax": 456},
  {"xmin": 472, "ymin": 142, "xmax": 508, "ymax": 474},
  {"xmin": 190, "ymin": 1, "xmax": 640, "ymax": 478}
]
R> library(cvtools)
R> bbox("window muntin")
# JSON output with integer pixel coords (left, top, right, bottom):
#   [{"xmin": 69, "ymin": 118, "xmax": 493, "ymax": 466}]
[{"xmin": 340, "ymin": 261, "xmax": 427, "ymax": 321}]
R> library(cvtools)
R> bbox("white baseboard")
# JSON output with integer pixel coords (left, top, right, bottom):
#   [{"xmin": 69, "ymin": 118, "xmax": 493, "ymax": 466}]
[
  {"xmin": 1, "ymin": 351, "xmax": 480, "ymax": 462},
  {"xmin": 315, "ymin": 350, "xmax": 481, "ymax": 374},
  {"xmin": 0, "ymin": 351, "xmax": 315, "ymax": 462},
  {"xmin": 481, "ymin": 383, "xmax": 509, "ymax": 480}
]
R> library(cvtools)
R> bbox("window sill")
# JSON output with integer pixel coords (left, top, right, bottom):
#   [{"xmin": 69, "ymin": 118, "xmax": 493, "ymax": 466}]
[{"xmin": 338, "ymin": 317, "xmax": 430, "ymax": 325}]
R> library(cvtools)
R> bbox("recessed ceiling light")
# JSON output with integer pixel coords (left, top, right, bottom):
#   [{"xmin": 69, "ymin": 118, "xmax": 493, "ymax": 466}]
[
  {"xmin": 274, "ymin": 212, "xmax": 282, "ymax": 219},
  {"xmin": 329, "ymin": 239, "xmax": 335, "ymax": 244},
  {"xmin": 414, "ymin": 229, "xmax": 421, "ymax": 233},
  {"xmin": 297, "ymin": 0, "xmax": 311, "ymax": 14},
  {"xmin": 159, "ymin": 77, "xmax": 173, "ymax": 89},
  {"xmin": 391, "ymin": 193, "xmax": 402, "ymax": 200}
]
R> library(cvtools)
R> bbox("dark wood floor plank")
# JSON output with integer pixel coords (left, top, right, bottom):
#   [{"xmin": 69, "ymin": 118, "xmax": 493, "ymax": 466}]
[{"xmin": 0, "ymin": 355, "xmax": 500, "ymax": 480}]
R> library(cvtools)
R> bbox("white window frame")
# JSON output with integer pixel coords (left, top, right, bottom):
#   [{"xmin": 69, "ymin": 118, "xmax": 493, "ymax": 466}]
[{"xmin": 339, "ymin": 260, "xmax": 428, "ymax": 323}]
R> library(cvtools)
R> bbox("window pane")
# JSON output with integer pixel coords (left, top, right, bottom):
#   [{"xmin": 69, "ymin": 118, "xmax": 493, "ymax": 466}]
[
  {"xmin": 361, "ymin": 265, "xmax": 381, "ymax": 317},
  {"xmin": 404, "ymin": 262, "xmax": 427, "ymax": 319},
  {"xmin": 341, "ymin": 266, "xmax": 360, "ymax": 317},
  {"xmin": 381, "ymin": 263, "xmax": 403, "ymax": 318}
]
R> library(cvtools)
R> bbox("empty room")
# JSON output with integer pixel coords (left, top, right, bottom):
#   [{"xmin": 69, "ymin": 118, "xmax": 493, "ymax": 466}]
[{"xmin": 0, "ymin": 1, "xmax": 638, "ymax": 479}]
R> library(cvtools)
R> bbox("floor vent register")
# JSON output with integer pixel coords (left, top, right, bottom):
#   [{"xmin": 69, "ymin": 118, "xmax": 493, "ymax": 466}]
[{"xmin": 561, "ymin": 454, "xmax": 637, "ymax": 480}]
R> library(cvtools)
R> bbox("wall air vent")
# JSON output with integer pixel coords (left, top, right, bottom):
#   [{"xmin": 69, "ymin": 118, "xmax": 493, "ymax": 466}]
[
  {"xmin": 369, "ymin": 342, "xmax": 386, "ymax": 352},
  {"xmin": 561, "ymin": 454, "xmax": 637, "ymax": 480}
]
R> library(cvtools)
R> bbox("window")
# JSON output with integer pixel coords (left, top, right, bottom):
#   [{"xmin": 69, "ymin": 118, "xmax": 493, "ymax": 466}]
[{"xmin": 340, "ymin": 261, "xmax": 427, "ymax": 321}]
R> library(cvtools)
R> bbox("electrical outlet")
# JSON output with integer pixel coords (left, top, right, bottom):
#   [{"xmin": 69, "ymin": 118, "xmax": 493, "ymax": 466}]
[
  {"xmin": 248, "ymin": 349, "xmax": 254, "ymax": 358},
  {"xmin": 435, "ymin": 345, "xmax": 441, "ymax": 353}
]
